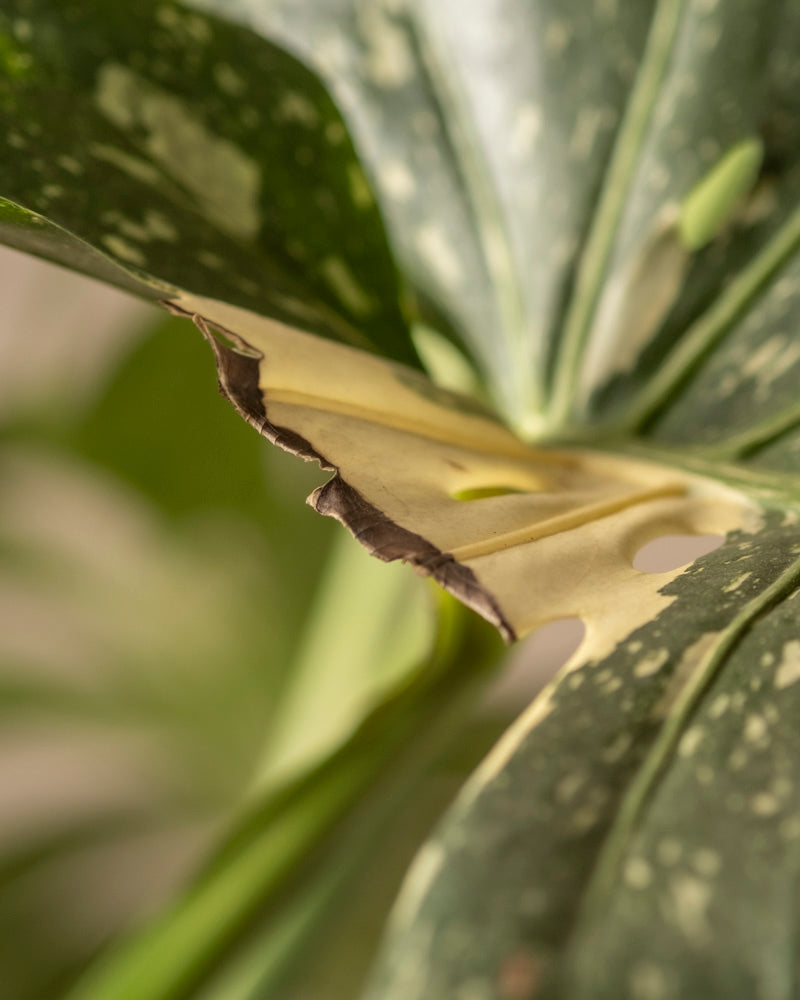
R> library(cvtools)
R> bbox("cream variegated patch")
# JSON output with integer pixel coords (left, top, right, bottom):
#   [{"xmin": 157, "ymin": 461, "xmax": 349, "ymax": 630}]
[{"xmin": 166, "ymin": 292, "xmax": 751, "ymax": 645}]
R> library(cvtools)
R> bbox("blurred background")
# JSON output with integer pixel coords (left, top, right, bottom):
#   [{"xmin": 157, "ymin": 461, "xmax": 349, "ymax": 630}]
[{"xmin": 0, "ymin": 245, "xmax": 343, "ymax": 997}]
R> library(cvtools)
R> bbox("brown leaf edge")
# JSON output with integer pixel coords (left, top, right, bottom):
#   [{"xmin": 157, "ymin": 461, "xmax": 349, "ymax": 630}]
[{"xmin": 163, "ymin": 301, "xmax": 516, "ymax": 642}]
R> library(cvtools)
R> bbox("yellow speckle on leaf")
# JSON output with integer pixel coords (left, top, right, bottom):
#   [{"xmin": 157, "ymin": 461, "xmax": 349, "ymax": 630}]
[
  {"xmin": 95, "ymin": 64, "xmax": 261, "ymax": 241},
  {"xmin": 775, "ymin": 639, "xmax": 800, "ymax": 689},
  {"xmin": 101, "ymin": 234, "xmax": 146, "ymax": 266},
  {"xmin": 743, "ymin": 714, "xmax": 767, "ymax": 743},
  {"xmin": 214, "ymin": 63, "xmax": 247, "ymax": 97},
  {"xmin": 634, "ymin": 648, "xmax": 670, "ymax": 678},
  {"xmin": 320, "ymin": 256, "xmax": 374, "ymax": 317},
  {"xmin": 624, "ymin": 857, "xmax": 653, "ymax": 889}
]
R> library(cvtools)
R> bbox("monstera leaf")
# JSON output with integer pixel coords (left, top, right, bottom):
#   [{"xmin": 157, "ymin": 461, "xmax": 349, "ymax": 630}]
[{"xmin": 4, "ymin": 0, "xmax": 800, "ymax": 997}]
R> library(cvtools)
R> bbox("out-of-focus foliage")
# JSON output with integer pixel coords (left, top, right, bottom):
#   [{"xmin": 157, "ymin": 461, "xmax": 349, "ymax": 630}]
[{"xmin": 0, "ymin": 262, "xmax": 455, "ymax": 1000}]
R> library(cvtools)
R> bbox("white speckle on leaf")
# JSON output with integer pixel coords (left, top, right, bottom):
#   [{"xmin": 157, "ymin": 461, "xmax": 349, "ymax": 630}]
[
  {"xmin": 624, "ymin": 857, "xmax": 654, "ymax": 889},
  {"xmin": 695, "ymin": 764, "xmax": 714, "ymax": 785},
  {"xmin": 379, "ymin": 159, "xmax": 416, "ymax": 201},
  {"xmin": 156, "ymin": 5, "xmax": 210, "ymax": 43},
  {"xmin": 278, "ymin": 91, "xmax": 321, "ymax": 128},
  {"xmin": 594, "ymin": 0, "xmax": 619, "ymax": 20},
  {"xmin": 744, "ymin": 714, "xmax": 767, "ymax": 743},
  {"xmin": 544, "ymin": 19, "xmax": 571, "ymax": 54},
  {"xmin": 12, "ymin": 18, "xmax": 33, "ymax": 41},
  {"xmin": 95, "ymin": 64, "xmax": 261, "ymax": 240},
  {"xmin": 359, "ymin": 5, "xmax": 414, "ymax": 88},
  {"xmin": 415, "ymin": 224, "xmax": 463, "ymax": 290},
  {"xmin": 555, "ymin": 770, "xmax": 586, "ymax": 803},
  {"xmin": 678, "ymin": 726, "xmax": 705, "ymax": 757},
  {"xmin": 101, "ymin": 234, "xmax": 146, "ymax": 266},
  {"xmin": 669, "ymin": 875, "xmax": 712, "ymax": 941},
  {"xmin": 752, "ymin": 792, "xmax": 780, "ymax": 816},
  {"xmin": 156, "ymin": 5, "xmax": 180, "ymax": 29},
  {"xmin": 325, "ymin": 120, "xmax": 346, "ymax": 146},
  {"xmin": 602, "ymin": 732, "xmax": 633, "ymax": 763},
  {"xmin": 741, "ymin": 335, "xmax": 800, "ymax": 402},
  {"xmin": 775, "ymin": 640, "xmax": 800, "ymax": 689},
  {"xmin": 90, "ymin": 143, "xmax": 162, "ymax": 186},
  {"xmin": 57, "ymin": 154, "xmax": 83, "ymax": 175},
  {"xmin": 728, "ymin": 747, "xmax": 748, "ymax": 771},
  {"xmin": 144, "ymin": 209, "xmax": 177, "ymax": 241},
  {"xmin": 780, "ymin": 816, "xmax": 800, "ymax": 840},
  {"xmin": 707, "ymin": 693, "xmax": 730, "ymax": 719},
  {"xmin": 348, "ymin": 164, "xmax": 374, "ymax": 209},
  {"xmin": 314, "ymin": 32, "xmax": 349, "ymax": 75},
  {"xmin": 634, "ymin": 648, "xmax": 669, "ymax": 678},
  {"xmin": 214, "ymin": 63, "xmax": 247, "ymax": 97},
  {"xmin": 320, "ymin": 256, "xmax": 374, "ymax": 316},
  {"xmin": 723, "ymin": 572, "xmax": 751, "ymax": 593},
  {"xmin": 103, "ymin": 210, "xmax": 165, "ymax": 244},
  {"xmin": 508, "ymin": 103, "xmax": 542, "ymax": 161},
  {"xmin": 691, "ymin": 848, "xmax": 721, "ymax": 877},
  {"xmin": 197, "ymin": 250, "xmax": 223, "ymax": 269}
]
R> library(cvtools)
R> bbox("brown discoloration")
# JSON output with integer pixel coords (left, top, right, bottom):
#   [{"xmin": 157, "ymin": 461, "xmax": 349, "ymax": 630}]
[
  {"xmin": 312, "ymin": 476, "xmax": 514, "ymax": 641},
  {"xmin": 164, "ymin": 301, "xmax": 331, "ymax": 466},
  {"xmin": 163, "ymin": 300, "xmax": 515, "ymax": 641}
]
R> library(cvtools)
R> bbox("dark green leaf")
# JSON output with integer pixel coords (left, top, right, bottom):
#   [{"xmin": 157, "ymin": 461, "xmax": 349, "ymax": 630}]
[
  {"xmin": 367, "ymin": 512, "xmax": 800, "ymax": 999},
  {"xmin": 0, "ymin": 0, "xmax": 416, "ymax": 364},
  {"xmin": 189, "ymin": 0, "xmax": 657, "ymax": 427}
]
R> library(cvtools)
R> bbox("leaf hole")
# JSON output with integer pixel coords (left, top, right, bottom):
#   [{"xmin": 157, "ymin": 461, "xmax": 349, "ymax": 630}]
[
  {"xmin": 484, "ymin": 617, "xmax": 586, "ymax": 711},
  {"xmin": 632, "ymin": 533, "xmax": 724, "ymax": 573}
]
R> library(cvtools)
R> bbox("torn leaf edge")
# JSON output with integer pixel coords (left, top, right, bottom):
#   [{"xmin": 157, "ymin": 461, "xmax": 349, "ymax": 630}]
[{"xmin": 163, "ymin": 301, "xmax": 516, "ymax": 642}]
